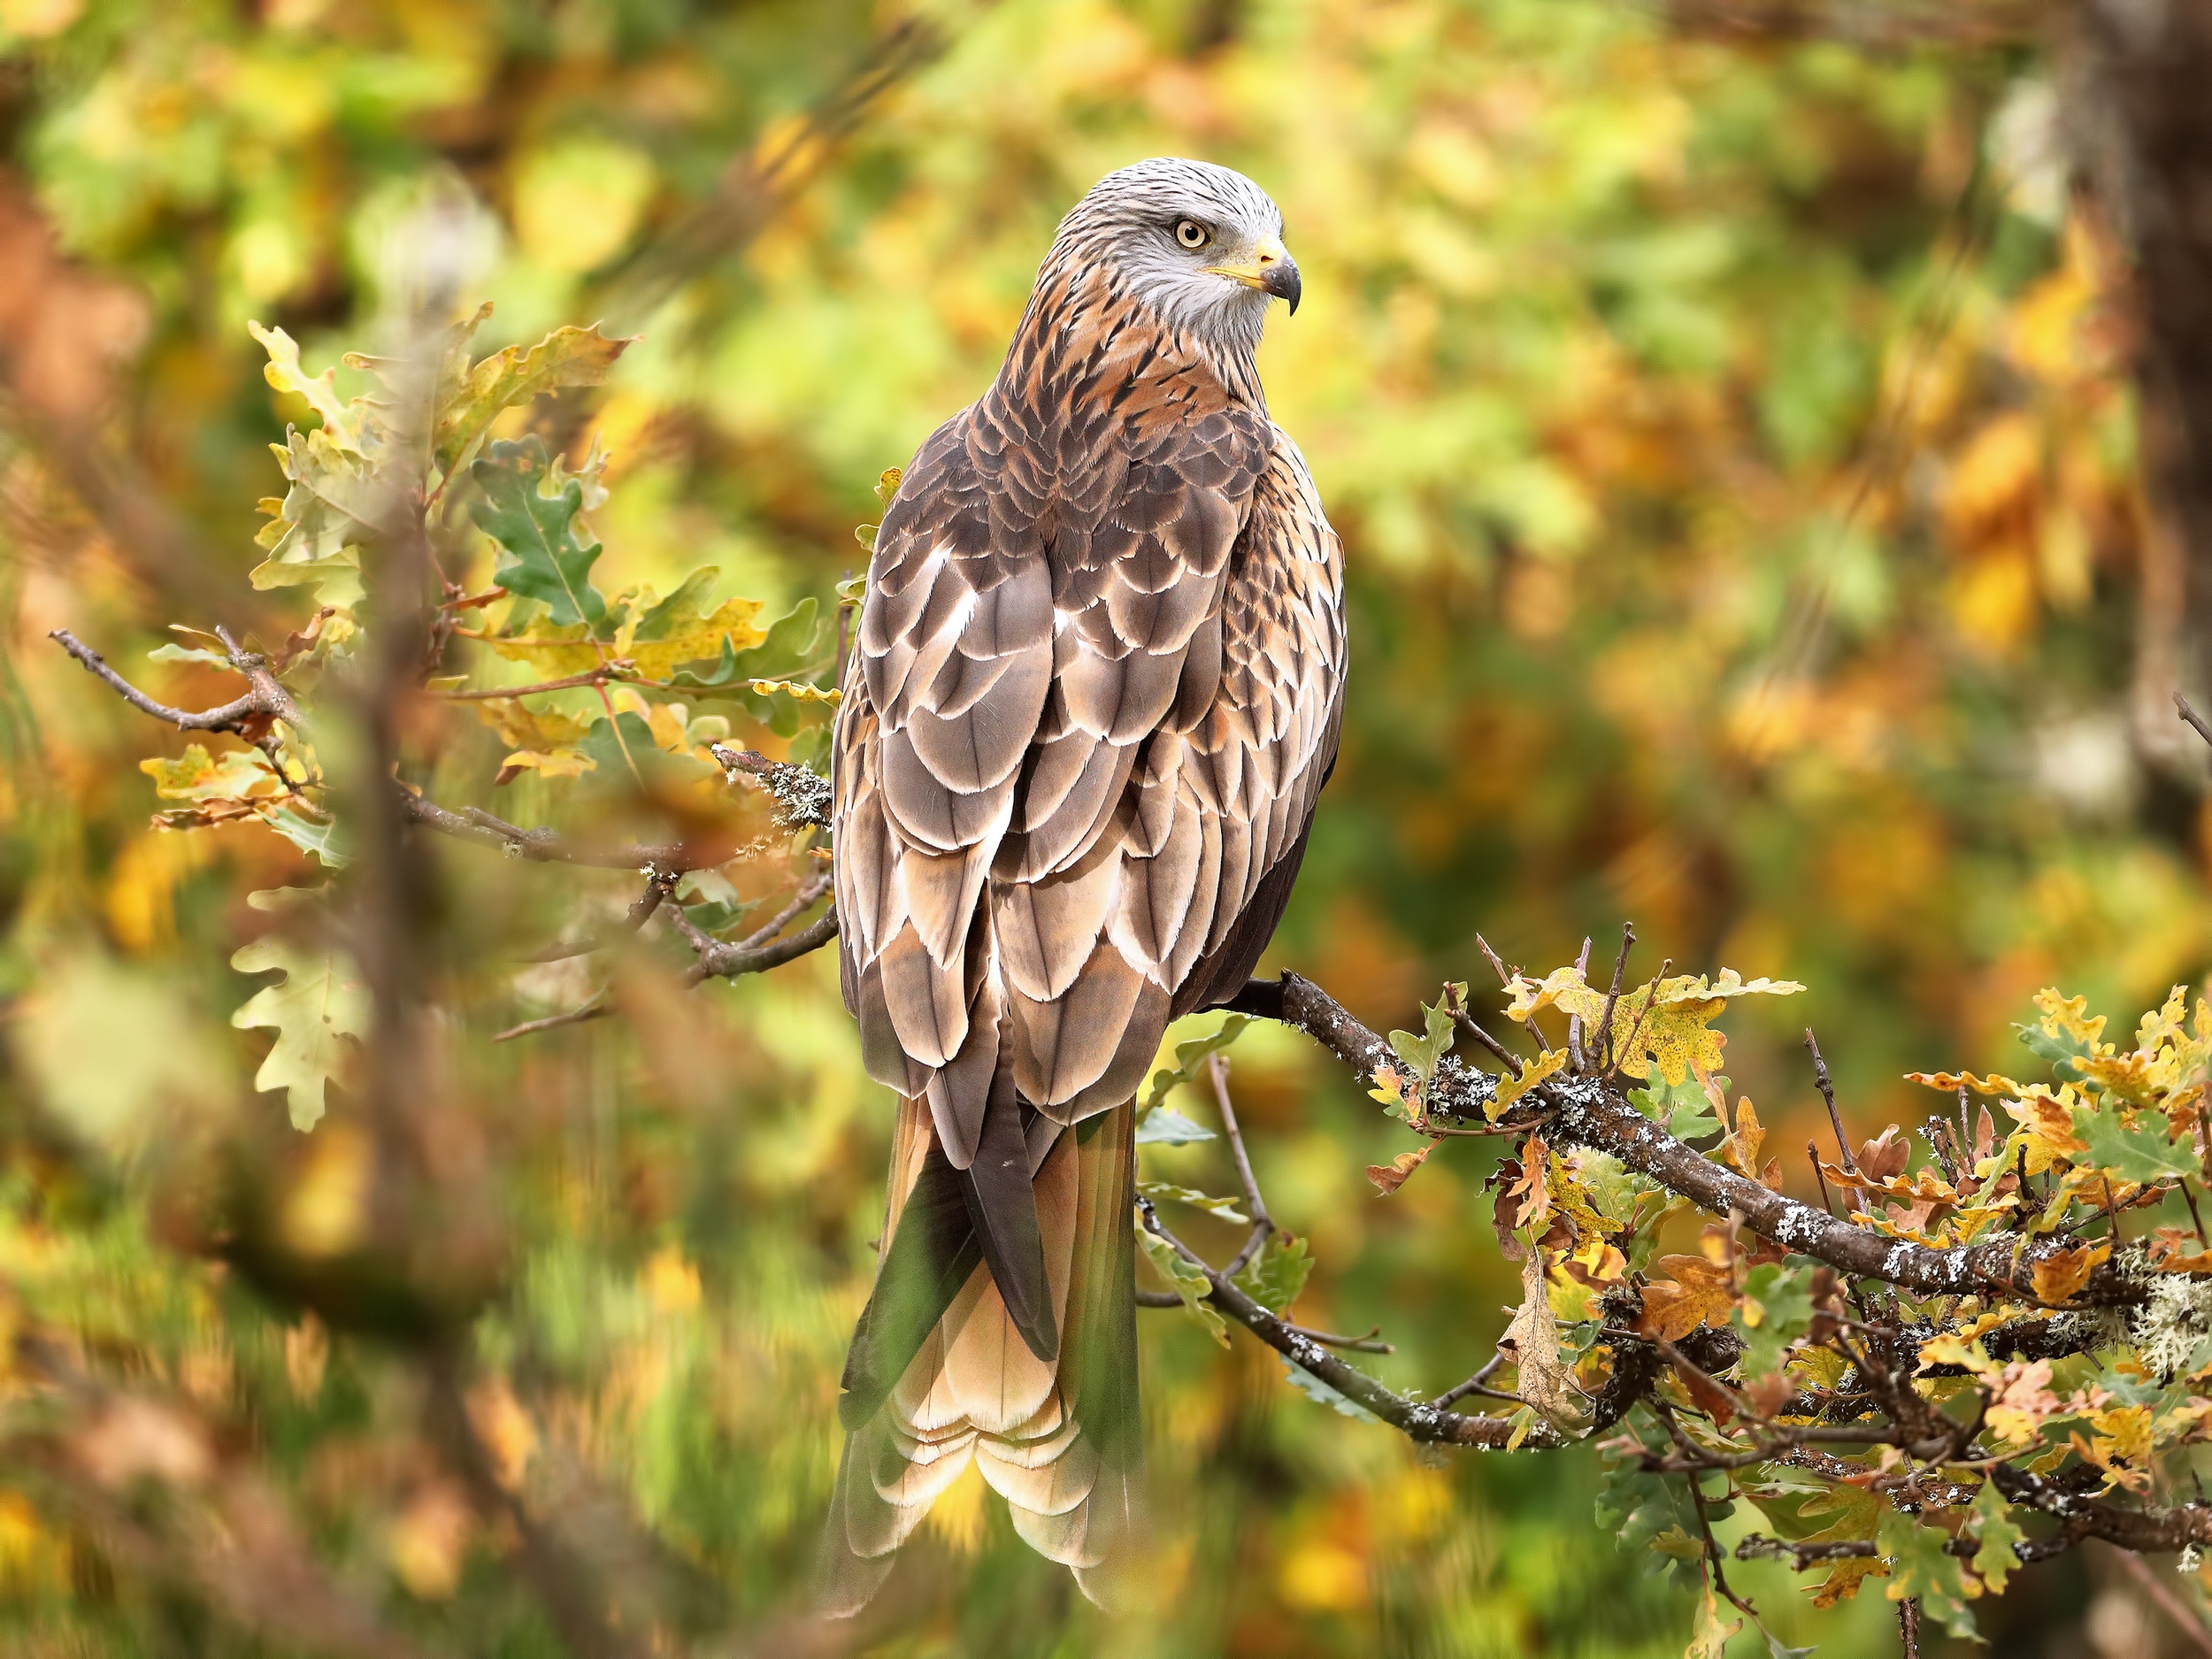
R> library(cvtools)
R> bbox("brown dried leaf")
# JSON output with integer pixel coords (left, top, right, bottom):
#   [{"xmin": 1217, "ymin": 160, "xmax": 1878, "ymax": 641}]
[
  {"xmin": 1855, "ymin": 1125, "xmax": 1910, "ymax": 1182},
  {"xmin": 1501, "ymin": 1248, "xmax": 1585, "ymax": 1431},
  {"xmin": 1635, "ymin": 1254, "xmax": 1736, "ymax": 1342},
  {"xmin": 1366, "ymin": 1142, "xmax": 1434, "ymax": 1196}
]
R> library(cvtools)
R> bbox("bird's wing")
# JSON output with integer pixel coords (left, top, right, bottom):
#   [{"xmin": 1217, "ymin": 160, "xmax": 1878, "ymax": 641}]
[
  {"xmin": 1163, "ymin": 427, "xmax": 1346, "ymax": 1017},
  {"xmin": 986, "ymin": 381, "xmax": 1276, "ymax": 1125},
  {"xmin": 836, "ymin": 371, "xmax": 1283, "ymax": 1150},
  {"xmin": 834, "ymin": 404, "xmax": 1056, "ymax": 1164}
]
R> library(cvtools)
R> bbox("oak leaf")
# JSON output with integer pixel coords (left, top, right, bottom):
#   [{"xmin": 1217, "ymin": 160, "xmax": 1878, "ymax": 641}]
[
  {"xmin": 230, "ymin": 900, "xmax": 371, "ymax": 1133},
  {"xmin": 1636, "ymin": 1254, "xmax": 1735, "ymax": 1341},
  {"xmin": 1367, "ymin": 1143, "xmax": 1433, "ymax": 1196},
  {"xmin": 2029, "ymin": 1241, "xmax": 2108, "ymax": 1305},
  {"xmin": 434, "ymin": 317, "xmax": 634, "ymax": 479}
]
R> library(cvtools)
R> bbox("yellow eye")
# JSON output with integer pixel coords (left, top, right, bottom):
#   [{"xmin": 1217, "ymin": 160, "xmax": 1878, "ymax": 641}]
[{"xmin": 1174, "ymin": 219, "xmax": 1209, "ymax": 249}]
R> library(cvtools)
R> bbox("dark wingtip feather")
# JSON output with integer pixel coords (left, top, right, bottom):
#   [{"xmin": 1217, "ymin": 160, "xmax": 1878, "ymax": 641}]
[{"xmin": 957, "ymin": 1069, "xmax": 1059, "ymax": 1362}]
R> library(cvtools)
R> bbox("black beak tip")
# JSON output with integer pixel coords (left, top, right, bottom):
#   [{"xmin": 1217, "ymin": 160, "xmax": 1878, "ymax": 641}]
[{"xmin": 1266, "ymin": 258, "xmax": 1302, "ymax": 316}]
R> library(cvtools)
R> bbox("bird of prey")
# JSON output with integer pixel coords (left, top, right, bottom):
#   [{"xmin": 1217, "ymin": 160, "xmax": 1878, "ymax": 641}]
[{"xmin": 822, "ymin": 157, "xmax": 1346, "ymax": 1611}]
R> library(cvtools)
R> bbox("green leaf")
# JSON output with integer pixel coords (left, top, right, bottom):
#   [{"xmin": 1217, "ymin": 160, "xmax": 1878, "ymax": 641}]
[
  {"xmin": 1732, "ymin": 1260, "xmax": 1815, "ymax": 1378},
  {"xmin": 1877, "ymin": 1510, "xmax": 1978, "ymax": 1639},
  {"xmin": 263, "ymin": 805, "xmax": 349, "ymax": 868},
  {"xmin": 229, "ymin": 902, "xmax": 371, "ymax": 1132},
  {"xmin": 1137, "ymin": 1181, "xmax": 1248, "ymax": 1225},
  {"xmin": 434, "ymin": 319, "xmax": 634, "ymax": 479},
  {"xmin": 1386, "ymin": 992, "xmax": 1457, "ymax": 1090},
  {"xmin": 668, "ymin": 596, "xmax": 827, "ymax": 690},
  {"xmin": 1136, "ymin": 1226, "xmax": 1226, "ymax": 1346},
  {"xmin": 1967, "ymin": 1482, "xmax": 2023, "ymax": 1597},
  {"xmin": 1279, "ymin": 1355, "xmax": 1377, "ymax": 1421},
  {"xmin": 2016, "ymin": 1020, "xmax": 2090, "ymax": 1083},
  {"xmin": 146, "ymin": 642, "xmax": 235, "ymax": 668},
  {"xmin": 1136, "ymin": 1015, "xmax": 1248, "ymax": 1120},
  {"xmin": 471, "ymin": 436, "xmax": 609, "ymax": 631},
  {"xmin": 2071, "ymin": 1101, "xmax": 2199, "ymax": 1184},
  {"xmin": 1630, "ymin": 1071, "xmax": 1724, "ymax": 1141},
  {"xmin": 1233, "ymin": 1232, "xmax": 1313, "ymax": 1314},
  {"xmin": 1134, "ymin": 1106, "xmax": 1215, "ymax": 1145}
]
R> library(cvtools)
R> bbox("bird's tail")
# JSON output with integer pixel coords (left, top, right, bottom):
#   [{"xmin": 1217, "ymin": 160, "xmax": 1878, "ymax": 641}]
[{"xmin": 818, "ymin": 1093, "xmax": 1142, "ymax": 1614}]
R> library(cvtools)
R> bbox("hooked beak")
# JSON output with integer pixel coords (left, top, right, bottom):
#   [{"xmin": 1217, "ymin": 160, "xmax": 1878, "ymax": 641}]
[{"xmin": 1205, "ymin": 233, "xmax": 1302, "ymax": 315}]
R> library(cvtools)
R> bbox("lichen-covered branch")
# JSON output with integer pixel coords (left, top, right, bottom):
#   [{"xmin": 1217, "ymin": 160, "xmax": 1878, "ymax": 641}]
[
  {"xmin": 1139, "ymin": 1202, "xmax": 1558, "ymax": 1451},
  {"xmin": 1224, "ymin": 971, "xmax": 2149, "ymax": 1307}
]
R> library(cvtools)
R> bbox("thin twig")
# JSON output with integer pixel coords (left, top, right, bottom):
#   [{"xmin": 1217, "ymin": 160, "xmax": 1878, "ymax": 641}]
[
  {"xmin": 1135, "ymin": 1201, "xmax": 1558, "ymax": 1450},
  {"xmin": 2183, "ymin": 1179, "xmax": 2210, "ymax": 1252},
  {"xmin": 1433, "ymin": 1350, "xmax": 1512, "ymax": 1408},
  {"xmin": 1566, "ymin": 935, "xmax": 1593, "ymax": 1071},
  {"xmin": 1810, "ymin": 1144, "xmax": 1838, "ymax": 1217},
  {"xmin": 1805, "ymin": 1029, "xmax": 1857, "ymax": 1175},
  {"xmin": 1453, "ymin": 1011, "xmax": 1525, "ymax": 1077},
  {"xmin": 526, "ymin": 873, "xmax": 678, "ymax": 963},
  {"xmin": 432, "ymin": 668, "xmax": 638, "ymax": 700},
  {"xmin": 2103, "ymin": 1540, "xmax": 2212, "ymax": 1658},
  {"xmin": 1475, "ymin": 933, "xmax": 1513, "ymax": 988},
  {"xmin": 733, "ymin": 863, "xmax": 833, "ymax": 952},
  {"xmin": 1210, "ymin": 1054, "xmax": 1275, "ymax": 1279},
  {"xmin": 2177, "ymin": 692, "xmax": 2212, "ymax": 752},
  {"xmin": 684, "ymin": 907, "xmax": 839, "ymax": 984},
  {"xmin": 399, "ymin": 791, "xmax": 690, "ymax": 872},
  {"xmin": 1613, "ymin": 961, "xmax": 1670, "ymax": 1081},
  {"xmin": 1595, "ymin": 921, "xmax": 1634, "ymax": 1071},
  {"xmin": 494, "ymin": 995, "xmax": 611, "ymax": 1043},
  {"xmin": 52, "ymin": 626, "xmax": 308, "ymax": 735}
]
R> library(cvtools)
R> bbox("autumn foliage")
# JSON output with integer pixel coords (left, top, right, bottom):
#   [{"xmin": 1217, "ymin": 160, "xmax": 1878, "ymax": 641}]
[{"xmin": 8, "ymin": 3, "xmax": 2212, "ymax": 1657}]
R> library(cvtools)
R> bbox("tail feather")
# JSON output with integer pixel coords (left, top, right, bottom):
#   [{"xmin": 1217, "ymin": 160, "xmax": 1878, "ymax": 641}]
[
  {"xmin": 954, "ymin": 1065, "xmax": 1056, "ymax": 1362},
  {"xmin": 820, "ymin": 1094, "xmax": 1142, "ymax": 1614}
]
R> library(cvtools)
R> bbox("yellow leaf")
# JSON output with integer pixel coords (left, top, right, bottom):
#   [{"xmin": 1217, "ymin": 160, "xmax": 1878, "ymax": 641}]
[
  {"xmin": 495, "ymin": 749, "xmax": 596, "ymax": 786},
  {"xmin": 1684, "ymin": 1578, "xmax": 1742, "ymax": 1658},
  {"xmin": 478, "ymin": 622, "xmax": 603, "ymax": 678},
  {"xmin": 2030, "ymin": 1241, "xmax": 2108, "ymax": 1305},
  {"xmin": 1486, "ymin": 1048, "xmax": 1567, "ymax": 1121},
  {"xmin": 627, "ymin": 594, "xmax": 767, "ymax": 680},
  {"xmin": 248, "ymin": 321, "xmax": 361, "ymax": 452},
  {"xmin": 749, "ymin": 677, "xmax": 841, "ymax": 703},
  {"xmin": 142, "ymin": 745, "xmax": 283, "ymax": 804},
  {"xmin": 230, "ymin": 914, "xmax": 372, "ymax": 1133},
  {"xmin": 1503, "ymin": 964, "xmax": 1605, "ymax": 1025},
  {"xmin": 472, "ymin": 701, "xmax": 593, "ymax": 754}
]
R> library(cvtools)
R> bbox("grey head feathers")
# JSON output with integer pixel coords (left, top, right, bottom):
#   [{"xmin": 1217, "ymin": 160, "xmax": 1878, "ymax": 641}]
[{"xmin": 1041, "ymin": 157, "xmax": 1294, "ymax": 361}]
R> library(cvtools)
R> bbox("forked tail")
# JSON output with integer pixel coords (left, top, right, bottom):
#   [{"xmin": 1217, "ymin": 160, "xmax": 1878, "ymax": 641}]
[{"xmin": 818, "ymin": 1094, "xmax": 1142, "ymax": 1613}]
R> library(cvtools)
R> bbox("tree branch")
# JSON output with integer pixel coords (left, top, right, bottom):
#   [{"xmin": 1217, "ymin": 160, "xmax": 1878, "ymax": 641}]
[
  {"xmin": 1222, "ymin": 972, "xmax": 2154, "ymax": 1307},
  {"xmin": 52, "ymin": 626, "xmax": 309, "ymax": 736},
  {"xmin": 1137, "ymin": 1200, "xmax": 1561, "ymax": 1450}
]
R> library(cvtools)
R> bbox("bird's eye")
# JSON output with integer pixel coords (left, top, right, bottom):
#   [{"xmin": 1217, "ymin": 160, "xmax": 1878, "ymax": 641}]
[{"xmin": 1174, "ymin": 219, "xmax": 1210, "ymax": 249}]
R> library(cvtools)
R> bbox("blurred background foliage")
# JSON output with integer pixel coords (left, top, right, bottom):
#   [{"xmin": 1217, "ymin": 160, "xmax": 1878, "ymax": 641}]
[{"xmin": 0, "ymin": 0, "xmax": 2197, "ymax": 1653}]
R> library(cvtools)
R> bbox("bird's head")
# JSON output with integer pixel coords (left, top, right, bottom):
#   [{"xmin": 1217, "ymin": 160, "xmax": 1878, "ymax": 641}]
[{"xmin": 1046, "ymin": 157, "xmax": 1300, "ymax": 360}]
